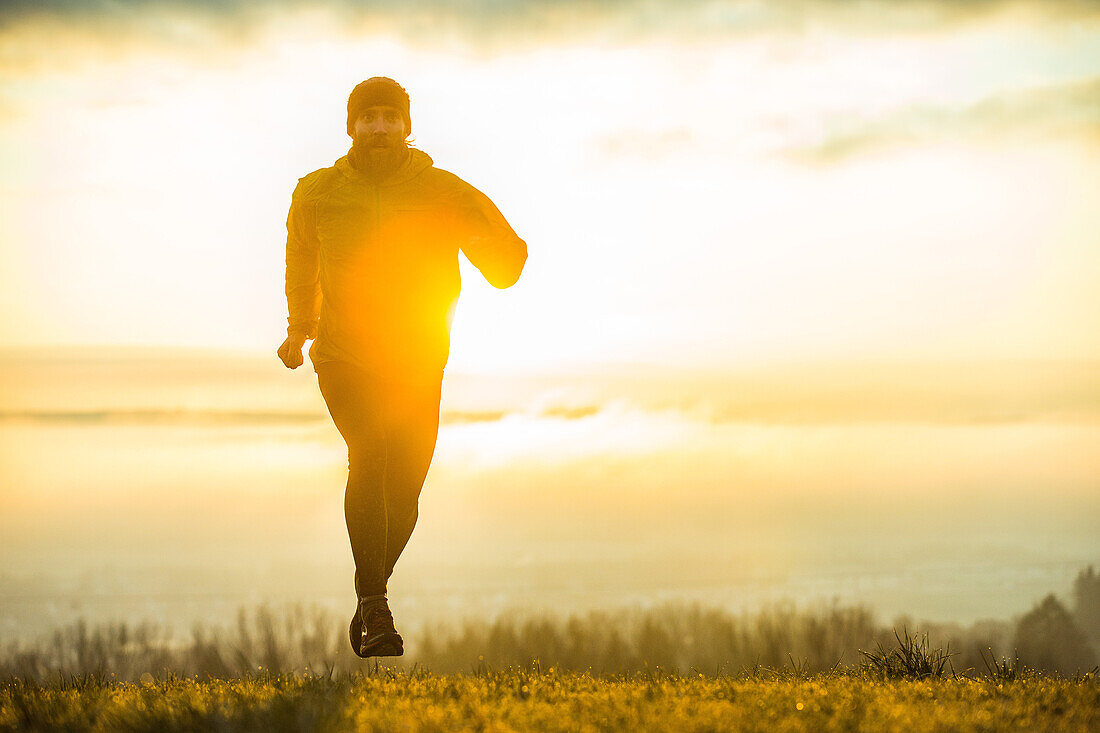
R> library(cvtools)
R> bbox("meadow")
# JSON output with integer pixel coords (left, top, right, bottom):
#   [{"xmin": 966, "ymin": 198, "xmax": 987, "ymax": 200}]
[
  {"xmin": 3, "ymin": 667, "xmax": 1097, "ymax": 732},
  {"xmin": 5, "ymin": 571, "xmax": 1097, "ymax": 730}
]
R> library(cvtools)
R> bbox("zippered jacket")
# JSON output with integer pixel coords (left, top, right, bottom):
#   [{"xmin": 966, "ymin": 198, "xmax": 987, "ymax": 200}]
[{"xmin": 284, "ymin": 148, "xmax": 527, "ymax": 382}]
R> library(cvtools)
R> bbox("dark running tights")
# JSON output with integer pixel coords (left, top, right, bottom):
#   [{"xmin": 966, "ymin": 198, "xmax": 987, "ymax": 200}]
[{"xmin": 317, "ymin": 361, "xmax": 442, "ymax": 598}]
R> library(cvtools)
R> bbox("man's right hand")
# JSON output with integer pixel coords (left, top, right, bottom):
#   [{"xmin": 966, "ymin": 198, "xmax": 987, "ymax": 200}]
[{"xmin": 277, "ymin": 334, "xmax": 308, "ymax": 369}]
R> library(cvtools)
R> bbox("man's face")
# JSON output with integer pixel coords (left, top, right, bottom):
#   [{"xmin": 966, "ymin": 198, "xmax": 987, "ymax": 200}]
[{"xmin": 352, "ymin": 105, "xmax": 407, "ymax": 153}]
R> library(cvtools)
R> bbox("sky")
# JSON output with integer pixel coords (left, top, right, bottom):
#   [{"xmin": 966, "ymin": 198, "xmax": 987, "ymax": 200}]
[
  {"xmin": 1, "ymin": 0, "xmax": 1099, "ymax": 372},
  {"xmin": 1, "ymin": 2, "xmax": 1099, "ymax": 634}
]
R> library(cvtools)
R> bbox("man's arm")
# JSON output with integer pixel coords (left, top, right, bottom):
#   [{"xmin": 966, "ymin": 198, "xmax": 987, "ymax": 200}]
[
  {"xmin": 279, "ymin": 181, "xmax": 322, "ymax": 368},
  {"xmin": 453, "ymin": 181, "xmax": 527, "ymax": 289}
]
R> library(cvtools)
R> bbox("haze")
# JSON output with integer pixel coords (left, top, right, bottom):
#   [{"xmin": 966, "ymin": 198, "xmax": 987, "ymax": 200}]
[{"xmin": 0, "ymin": 0, "xmax": 1098, "ymax": 644}]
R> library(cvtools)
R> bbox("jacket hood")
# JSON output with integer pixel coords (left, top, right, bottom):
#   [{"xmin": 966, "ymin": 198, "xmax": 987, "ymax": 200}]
[{"xmin": 335, "ymin": 147, "xmax": 434, "ymax": 187}]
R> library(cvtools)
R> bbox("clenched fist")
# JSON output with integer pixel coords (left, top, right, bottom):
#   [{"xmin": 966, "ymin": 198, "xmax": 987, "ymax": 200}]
[{"xmin": 277, "ymin": 333, "xmax": 308, "ymax": 369}]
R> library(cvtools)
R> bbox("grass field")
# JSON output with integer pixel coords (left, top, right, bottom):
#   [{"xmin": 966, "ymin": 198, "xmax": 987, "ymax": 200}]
[{"xmin": 2, "ymin": 668, "xmax": 1097, "ymax": 732}]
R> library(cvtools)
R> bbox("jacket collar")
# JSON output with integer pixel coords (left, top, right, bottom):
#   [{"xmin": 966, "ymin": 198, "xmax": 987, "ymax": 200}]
[{"xmin": 335, "ymin": 147, "xmax": 434, "ymax": 187}]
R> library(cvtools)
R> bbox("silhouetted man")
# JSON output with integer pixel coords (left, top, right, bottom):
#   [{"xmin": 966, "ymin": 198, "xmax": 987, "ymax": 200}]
[{"xmin": 277, "ymin": 77, "xmax": 527, "ymax": 658}]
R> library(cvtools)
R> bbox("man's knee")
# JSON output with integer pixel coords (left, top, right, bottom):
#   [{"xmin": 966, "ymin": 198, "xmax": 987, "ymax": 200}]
[
  {"xmin": 347, "ymin": 440, "xmax": 386, "ymax": 471},
  {"xmin": 388, "ymin": 498, "xmax": 419, "ymax": 527}
]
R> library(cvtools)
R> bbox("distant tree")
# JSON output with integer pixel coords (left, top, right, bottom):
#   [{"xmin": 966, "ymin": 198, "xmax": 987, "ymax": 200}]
[
  {"xmin": 1072, "ymin": 566, "xmax": 1100, "ymax": 646},
  {"xmin": 1013, "ymin": 594, "xmax": 1097, "ymax": 674}
]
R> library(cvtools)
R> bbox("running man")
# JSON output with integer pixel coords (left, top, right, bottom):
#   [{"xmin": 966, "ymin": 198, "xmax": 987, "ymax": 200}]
[{"xmin": 277, "ymin": 77, "xmax": 527, "ymax": 658}]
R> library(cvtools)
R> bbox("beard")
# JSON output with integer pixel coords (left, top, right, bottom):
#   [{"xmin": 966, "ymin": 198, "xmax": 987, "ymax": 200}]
[{"xmin": 350, "ymin": 135, "xmax": 408, "ymax": 178}]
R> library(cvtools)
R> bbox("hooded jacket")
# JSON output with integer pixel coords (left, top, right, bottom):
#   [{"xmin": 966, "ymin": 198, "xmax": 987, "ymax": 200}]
[{"xmin": 284, "ymin": 148, "xmax": 527, "ymax": 382}]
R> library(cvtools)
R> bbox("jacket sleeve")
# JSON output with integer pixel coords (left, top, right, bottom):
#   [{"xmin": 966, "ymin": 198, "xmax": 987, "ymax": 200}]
[
  {"xmin": 452, "ymin": 181, "xmax": 527, "ymax": 289},
  {"xmin": 284, "ymin": 181, "xmax": 322, "ymax": 339}
]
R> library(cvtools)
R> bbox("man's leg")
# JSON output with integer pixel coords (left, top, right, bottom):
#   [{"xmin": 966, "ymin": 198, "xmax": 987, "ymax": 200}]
[
  {"xmin": 381, "ymin": 377, "xmax": 443, "ymax": 583},
  {"xmin": 317, "ymin": 361, "xmax": 390, "ymax": 598}
]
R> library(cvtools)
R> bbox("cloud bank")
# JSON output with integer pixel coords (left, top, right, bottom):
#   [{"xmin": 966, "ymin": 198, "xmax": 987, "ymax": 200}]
[
  {"xmin": 788, "ymin": 75, "xmax": 1100, "ymax": 163},
  {"xmin": 3, "ymin": 0, "xmax": 1098, "ymax": 58}
]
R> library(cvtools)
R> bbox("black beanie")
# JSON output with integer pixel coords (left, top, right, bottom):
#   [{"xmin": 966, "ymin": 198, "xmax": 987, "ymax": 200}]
[{"xmin": 347, "ymin": 77, "xmax": 411, "ymax": 137}]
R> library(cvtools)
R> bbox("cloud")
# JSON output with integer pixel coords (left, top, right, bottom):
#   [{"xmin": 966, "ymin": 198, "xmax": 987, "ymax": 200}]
[
  {"xmin": 594, "ymin": 127, "xmax": 696, "ymax": 160},
  {"xmin": 785, "ymin": 76, "xmax": 1100, "ymax": 164},
  {"xmin": 2, "ymin": 0, "xmax": 1098, "ymax": 59},
  {"xmin": 0, "ymin": 404, "xmax": 604, "ymax": 426}
]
